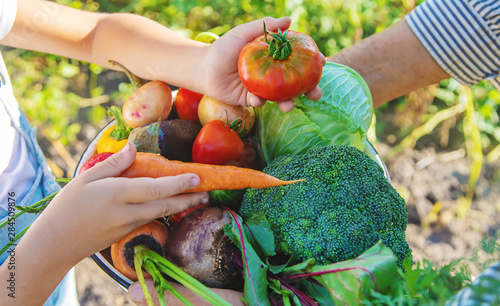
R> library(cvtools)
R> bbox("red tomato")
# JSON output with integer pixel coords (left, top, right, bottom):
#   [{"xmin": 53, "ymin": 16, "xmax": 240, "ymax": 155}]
[
  {"xmin": 192, "ymin": 120, "xmax": 244, "ymax": 165},
  {"xmin": 175, "ymin": 88, "xmax": 204, "ymax": 122},
  {"xmin": 170, "ymin": 203, "xmax": 209, "ymax": 224},
  {"xmin": 238, "ymin": 26, "xmax": 323, "ymax": 102},
  {"xmin": 78, "ymin": 152, "xmax": 114, "ymax": 174}
]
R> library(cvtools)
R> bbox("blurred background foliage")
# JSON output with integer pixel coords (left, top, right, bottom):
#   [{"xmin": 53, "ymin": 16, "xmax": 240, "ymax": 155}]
[{"xmin": 2, "ymin": 0, "xmax": 499, "ymax": 199}]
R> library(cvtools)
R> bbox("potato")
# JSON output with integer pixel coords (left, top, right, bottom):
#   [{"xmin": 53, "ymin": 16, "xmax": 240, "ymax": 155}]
[
  {"xmin": 123, "ymin": 81, "xmax": 173, "ymax": 128},
  {"xmin": 197, "ymin": 95, "xmax": 255, "ymax": 136}
]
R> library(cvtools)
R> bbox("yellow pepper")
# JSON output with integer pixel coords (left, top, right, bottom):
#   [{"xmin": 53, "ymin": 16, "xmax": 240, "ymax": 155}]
[{"xmin": 96, "ymin": 106, "xmax": 132, "ymax": 153}]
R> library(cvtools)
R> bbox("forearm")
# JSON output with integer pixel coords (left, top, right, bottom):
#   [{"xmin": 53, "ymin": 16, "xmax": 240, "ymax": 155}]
[
  {"xmin": 1, "ymin": 0, "xmax": 208, "ymax": 92},
  {"xmin": 327, "ymin": 19, "xmax": 449, "ymax": 108},
  {"xmin": 89, "ymin": 13, "xmax": 208, "ymax": 91},
  {"xmin": 0, "ymin": 218, "xmax": 78, "ymax": 305}
]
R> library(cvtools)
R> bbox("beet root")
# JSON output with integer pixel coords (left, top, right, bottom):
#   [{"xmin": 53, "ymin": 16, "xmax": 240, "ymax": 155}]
[{"xmin": 164, "ymin": 206, "xmax": 241, "ymax": 288}]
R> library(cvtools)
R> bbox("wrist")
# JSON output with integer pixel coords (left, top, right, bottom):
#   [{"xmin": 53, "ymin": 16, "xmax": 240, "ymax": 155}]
[{"xmin": 186, "ymin": 43, "xmax": 211, "ymax": 94}]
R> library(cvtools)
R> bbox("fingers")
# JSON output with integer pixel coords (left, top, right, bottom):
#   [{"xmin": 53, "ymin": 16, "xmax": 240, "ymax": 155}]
[
  {"xmin": 304, "ymin": 86, "xmax": 322, "ymax": 101},
  {"xmin": 277, "ymin": 100, "xmax": 295, "ymax": 113},
  {"xmin": 131, "ymin": 192, "xmax": 208, "ymax": 221},
  {"xmin": 223, "ymin": 16, "xmax": 291, "ymax": 47},
  {"xmin": 115, "ymin": 173, "xmax": 202, "ymax": 204},
  {"xmin": 247, "ymin": 92, "xmax": 266, "ymax": 108},
  {"xmin": 256, "ymin": 16, "xmax": 292, "ymax": 35},
  {"xmin": 82, "ymin": 142, "xmax": 137, "ymax": 181}
]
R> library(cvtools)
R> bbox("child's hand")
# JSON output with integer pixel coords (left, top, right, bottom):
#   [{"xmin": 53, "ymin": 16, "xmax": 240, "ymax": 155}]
[
  {"xmin": 25, "ymin": 143, "xmax": 208, "ymax": 264},
  {"xmin": 202, "ymin": 16, "xmax": 325, "ymax": 113}
]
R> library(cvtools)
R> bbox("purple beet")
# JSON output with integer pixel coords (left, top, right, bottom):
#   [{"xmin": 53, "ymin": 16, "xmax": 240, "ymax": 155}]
[{"xmin": 164, "ymin": 206, "xmax": 242, "ymax": 288}]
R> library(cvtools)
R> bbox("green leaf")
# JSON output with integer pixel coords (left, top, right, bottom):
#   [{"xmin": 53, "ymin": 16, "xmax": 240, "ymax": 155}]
[
  {"xmin": 294, "ymin": 62, "xmax": 373, "ymax": 150},
  {"xmin": 254, "ymin": 62, "xmax": 373, "ymax": 165},
  {"xmin": 254, "ymin": 102, "xmax": 328, "ymax": 164},
  {"xmin": 225, "ymin": 210, "xmax": 271, "ymax": 306},
  {"xmin": 289, "ymin": 242, "xmax": 398, "ymax": 305},
  {"xmin": 242, "ymin": 212, "xmax": 276, "ymax": 258}
]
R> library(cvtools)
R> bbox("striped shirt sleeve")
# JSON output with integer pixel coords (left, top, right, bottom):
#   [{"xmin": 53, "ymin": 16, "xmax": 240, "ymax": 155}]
[{"xmin": 405, "ymin": 0, "xmax": 500, "ymax": 91}]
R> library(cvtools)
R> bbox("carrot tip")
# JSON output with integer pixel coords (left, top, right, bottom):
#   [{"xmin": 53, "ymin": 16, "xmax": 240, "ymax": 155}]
[{"xmin": 282, "ymin": 178, "xmax": 306, "ymax": 185}]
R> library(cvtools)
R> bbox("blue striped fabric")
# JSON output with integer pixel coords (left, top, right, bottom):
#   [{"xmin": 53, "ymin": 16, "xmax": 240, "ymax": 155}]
[{"xmin": 405, "ymin": 0, "xmax": 500, "ymax": 90}]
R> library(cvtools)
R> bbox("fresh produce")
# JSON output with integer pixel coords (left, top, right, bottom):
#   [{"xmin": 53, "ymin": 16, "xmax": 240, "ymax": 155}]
[
  {"xmin": 111, "ymin": 220, "xmax": 168, "ymax": 281},
  {"xmin": 225, "ymin": 211, "xmax": 400, "ymax": 305},
  {"xmin": 197, "ymin": 95, "xmax": 255, "ymax": 136},
  {"xmin": 169, "ymin": 203, "xmax": 209, "ymax": 224},
  {"xmin": 133, "ymin": 245, "xmax": 232, "ymax": 306},
  {"xmin": 174, "ymin": 88, "xmax": 204, "ymax": 122},
  {"xmin": 96, "ymin": 106, "xmax": 132, "ymax": 154},
  {"xmin": 194, "ymin": 31, "xmax": 220, "ymax": 44},
  {"xmin": 122, "ymin": 81, "xmax": 173, "ymax": 128},
  {"xmin": 77, "ymin": 152, "xmax": 113, "ymax": 174},
  {"xmin": 164, "ymin": 206, "xmax": 242, "ymax": 288},
  {"xmin": 172, "ymin": 31, "xmax": 219, "ymax": 123},
  {"xmin": 254, "ymin": 62, "xmax": 373, "ymax": 164},
  {"xmin": 239, "ymin": 145, "xmax": 412, "ymax": 268},
  {"xmin": 128, "ymin": 119, "xmax": 202, "ymax": 162},
  {"xmin": 120, "ymin": 152, "xmax": 304, "ymax": 192},
  {"xmin": 192, "ymin": 120, "xmax": 245, "ymax": 165},
  {"xmin": 238, "ymin": 23, "xmax": 323, "ymax": 102},
  {"xmin": 208, "ymin": 189, "xmax": 246, "ymax": 210},
  {"xmin": 109, "ymin": 60, "xmax": 145, "ymax": 89},
  {"xmin": 227, "ymin": 140, "xmax": 261, "ymax": 170}
]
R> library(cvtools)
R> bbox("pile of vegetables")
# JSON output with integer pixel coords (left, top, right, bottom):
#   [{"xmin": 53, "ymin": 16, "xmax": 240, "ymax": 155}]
[
  {"xmin": 77, "ymin": 27, "xmax": 413, "ymax": 305},
  {"xmin": 0, "ymin": 26, "xmax": 479, "ymax": 305}
]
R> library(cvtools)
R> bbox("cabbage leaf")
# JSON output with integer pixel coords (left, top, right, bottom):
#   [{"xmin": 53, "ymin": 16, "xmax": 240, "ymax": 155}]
[
  {"xmin": 254, "ymin": 62, "xmax": 373, "ymax": 164},
  {"xmin": 294, "ymin": 62, "xmax": 373, "ymax": 150}
]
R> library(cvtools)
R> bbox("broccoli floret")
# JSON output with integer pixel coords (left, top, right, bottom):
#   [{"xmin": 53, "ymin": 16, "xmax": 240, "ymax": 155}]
[{"xmin": 239, "ymin": 145, "xmax": 412, "ymax": 267}]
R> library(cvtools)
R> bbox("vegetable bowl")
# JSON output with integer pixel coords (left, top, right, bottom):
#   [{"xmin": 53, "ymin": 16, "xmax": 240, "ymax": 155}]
[
  {"xmin": 73, "ymin": 119, "xmax": 391, "ymax": 291},
  {"xmin": 74, "ymin": 63, "xmax": 393, "ymax": 294}
]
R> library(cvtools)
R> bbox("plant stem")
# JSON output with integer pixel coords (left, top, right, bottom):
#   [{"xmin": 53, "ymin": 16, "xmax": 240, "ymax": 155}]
[
  {"xmin": 135, "ymin": 246, "xmax": 231, "ymax": 306},
  {"xmin": 0, "ymin": 191, "xmax": 57, "ymax": 229},
  {"xmin": 135, "ymin": 250, "xmax": 154, "ymax": 306},
  {"xmin": 144, "ymin": 260, "xmax": 193, "ymax": 306},
  {"xmin": 0, "ymin": 225, "xmax": 30, "ymax": 256},
  {"xmin": 108, "ymin": 60, "xmax": 145, "ymax": 90},
  {"xmin": 107, "ymin": 105, "xmax": 132, "ymax": 140}
]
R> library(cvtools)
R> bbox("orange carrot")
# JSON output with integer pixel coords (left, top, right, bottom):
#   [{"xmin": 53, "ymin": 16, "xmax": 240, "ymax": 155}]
[
  {"xmin": 121, "ymin": 152, "xmax": 304, "ymax": 192},
  {"xmin": 111, "ymin": 220, "xmax": 168, "ymax": 281}
]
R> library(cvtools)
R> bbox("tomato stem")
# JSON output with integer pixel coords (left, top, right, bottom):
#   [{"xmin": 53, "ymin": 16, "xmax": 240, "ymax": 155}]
[{"xmin": 263, "ymin": 22, "xmax": 292, "ymax": 60}]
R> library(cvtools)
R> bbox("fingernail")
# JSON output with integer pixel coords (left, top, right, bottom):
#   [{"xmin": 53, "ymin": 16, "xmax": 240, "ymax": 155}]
[
  {"xmin": 201, "ymin": 196, "xmax": 209, "ymax": 204},
  {"xmin": 121, "ymin": 142, "xmax": 130, "ymax": 153},
  {"xmin": 128, "ymin": 283, "xmax": 143, "ymax": 302},
  {"xmin": 191, "ymin": 176, "xmax": 200, "ymax": 187}
]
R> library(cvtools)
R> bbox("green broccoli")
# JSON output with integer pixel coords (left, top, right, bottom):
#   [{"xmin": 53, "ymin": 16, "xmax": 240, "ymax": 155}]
[{"xmin": 239, "ymin": 145, "xmax": 412, "ymax": 267}]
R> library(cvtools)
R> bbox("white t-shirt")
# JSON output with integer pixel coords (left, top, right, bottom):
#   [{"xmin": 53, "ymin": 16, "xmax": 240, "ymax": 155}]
[{"xmin": 0, "ymin": 0, "xmax": 37, "ymax": 210}]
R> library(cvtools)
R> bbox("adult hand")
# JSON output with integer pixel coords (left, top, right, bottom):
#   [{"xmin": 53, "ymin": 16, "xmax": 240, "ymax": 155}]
[
  {"xmin": 202, "ymin": 16, "xmax": 325, "ymax": 113},
  {"xmin": 128, "ymin": 278, "xmax": 244, "ymax": 306}
]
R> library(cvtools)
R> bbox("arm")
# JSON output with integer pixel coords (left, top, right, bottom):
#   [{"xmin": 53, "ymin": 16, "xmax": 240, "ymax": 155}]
[
  {"xmin": 1, "ymin": 0, "xmax": 318, "ymax": 111},
  {"xmin": 328, "ymin": 0, "xmax": 500, "ymax": 108},
  {"xmin": 1, "ymin": 0, "xmax": 212, "ymax": 94},
  {"xmin": 327, "ymin": 19, "xmax": 449, "ymax": 108},
  {"xmin": 0, "ymin": 144, "xmax": 208, "ymax": 305}
]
